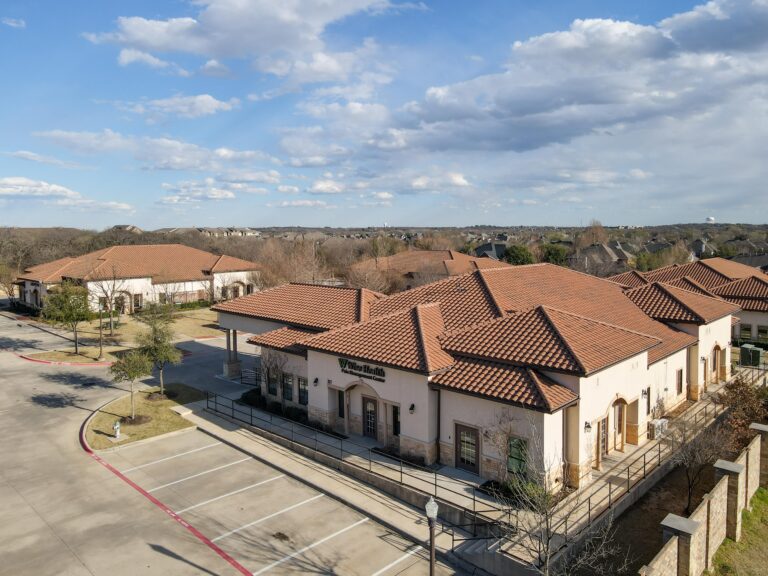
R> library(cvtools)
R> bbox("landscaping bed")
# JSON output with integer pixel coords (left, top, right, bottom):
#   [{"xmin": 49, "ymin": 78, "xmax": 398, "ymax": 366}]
[
  {"xmin": 86, "ymin": 382, "xmax": 206, "ymax": 450},
  {"xmin": 25, "ymin": 345, "xmax": 129, "ymax": 363}
]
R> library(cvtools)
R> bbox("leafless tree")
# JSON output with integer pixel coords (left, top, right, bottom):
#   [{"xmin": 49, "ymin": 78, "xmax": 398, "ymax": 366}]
[
  {"xmin": 88, "ymin": 265, "xmax": 127, "ymax": 336},
  {"xmin": 261, "ymin": 350, "xmax": 289, "ymax": 408},
  {"xmin": 0, "ymin": 261, "xmax": 18, "ymax": 307},
  {"xmin": 664, "ymin": 419, "xmax": 725, "ymax": 514},
  {"xmin": 345, "ymin": 266, "xmax": 390, "ymax": 293},
  {"xmin": 486, "ymin": 415, "xmax": 627, "ymax": 576}
]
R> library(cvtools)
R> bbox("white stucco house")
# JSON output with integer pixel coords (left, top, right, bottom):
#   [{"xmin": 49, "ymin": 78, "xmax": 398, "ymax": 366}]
[
  {"xmin": 214, "ymin": 264, "xmax": 738, "ymax": 490},
  {"xmin": 15, "ymin": 244, "xmax": 260, "ymax": 313}
]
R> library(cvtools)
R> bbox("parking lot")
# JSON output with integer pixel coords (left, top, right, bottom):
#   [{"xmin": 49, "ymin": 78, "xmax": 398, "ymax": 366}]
[{"xmin": 100, "ymin": 429, "xmax": 456, "ymax": 575}]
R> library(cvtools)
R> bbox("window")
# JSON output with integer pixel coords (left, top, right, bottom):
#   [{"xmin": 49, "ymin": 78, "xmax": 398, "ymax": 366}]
[
  {"xmin": 267, "ymin": 370, "xmax": 278, "ymax": 395},
  {"xmin": 246, "ymin": 284, "xmax": 254, "ymax": 295},
  {"xmin": 282, "ymin": 374, "xmax": 293, "ymax": 401},
  {"xmin": 232, "ymin": 286, "xmax": 240, "ymax": 298},
  {"xmin": 646, "ymin": 387, "xmax": 652, "ymax": 416},
  {"xmin": 507, "ymin": 437, "xmax": 527, "ymax": 476},
  {"xmin": 741, "ymin": 324, "xmax": 753, "ymax": 340},
  {"xmin": 392, "ymin": 405, "xmax": 400, "ymax": 437},
  {"xmin": 220, "ymin": 287, "xmax": 229, "ymax": 300},
  {"xmin": 298, "ymin": 377, "xmax": 308, "ymax": 405},
  {"xmin": 133, "ymin": 293, "xmax": 143, "ymax": 310},
  {"xmin": 337, "ymin": 390, "xmax": 345, "ymax": 418},
  {"xmin": 758, "ymin": 326, "xmax": 768, "ymax": 342},
  {"xmin": 676, "ymin": 369, "xmax": 684, "ymax": 395}
]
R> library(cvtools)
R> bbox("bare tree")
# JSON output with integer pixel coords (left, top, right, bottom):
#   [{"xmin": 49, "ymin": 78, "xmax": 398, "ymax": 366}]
[
  {"xmin": 0, "ymin": 261, "xmax": 18, "ymax": 307},
  {"xmin": 486, "ymin": 415, "xmax": 627, "ymax": 576},
  {"xmin": 88, "ymin": 265, "xmax": 127, "ymax": 336},
  {"xmin": 345, "ymin": 266, "xmax": 390, "ymax": 293},
  {"xmin": 261, "ymin": 350, "xmax": 289, "ymax": 408},
  {"xmin": 665, "ymin": 419, "xmax": 725, "ymax": 514}
]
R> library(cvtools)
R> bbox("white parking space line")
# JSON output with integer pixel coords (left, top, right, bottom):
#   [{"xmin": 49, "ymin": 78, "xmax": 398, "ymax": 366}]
[
  {"xmin": 121, "ymin": 442, "xmax": 223, "ymax": 473},
  {"xmin": 147, "ymin": 457, "xmax": 251, "ymax": 492},
  {"xmin": 176, "ymin": 475, "xmax": 286, "ymax": 514},
  {"xmin": 370, "ymin": 545, "xmax": 423, "ymax": 576},
  {"xmin": 252, "ymin": 517, "xmax": 370, "ymax": 575},
  {"xmin": 212, "ymin": 494, "xmax": 325, "ymax": 542}
]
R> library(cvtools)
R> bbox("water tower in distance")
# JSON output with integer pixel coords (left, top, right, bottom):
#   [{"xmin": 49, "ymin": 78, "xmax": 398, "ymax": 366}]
[{"xmin": 705, "ymin": 216, "xmax": 715, "ymax": 224}]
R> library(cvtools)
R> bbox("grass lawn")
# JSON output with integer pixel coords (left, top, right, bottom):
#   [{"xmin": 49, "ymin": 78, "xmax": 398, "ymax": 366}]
[
  {"xmin": 86, "ymin": 382, "xmax": 206, "ymax": 450},
  {"xmin": 44, "ymin": 307, "xmax": 221, "ymax": 345},
  {"xmin": 25, "ymin": 345, "xmax": 129, "ymax": 363},
  {"xmin": 710, "ymin": 488, "xmax": 768, "ymax": 575}
]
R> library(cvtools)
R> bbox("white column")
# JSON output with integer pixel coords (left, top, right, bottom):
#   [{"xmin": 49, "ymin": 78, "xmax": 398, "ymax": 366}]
[
  {"xmin": 232, "ymin": 329, "xmax": 238, "ymax": 361},
  {"xmin": 226, "ymin": 329, "xmax": 232, "ymax": 362}
]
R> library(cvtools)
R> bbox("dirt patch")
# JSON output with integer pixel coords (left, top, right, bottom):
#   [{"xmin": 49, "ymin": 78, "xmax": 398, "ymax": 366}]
[
  {"xmin": 121, "ymin": 414, "xmax": 152, "ymax": 426},
  {"xmin": 272, "ymin": 532, "xmax": 290, "ymax": 542},
  {"xmin": 146, "ymin": 390, "xmax": 178, "ymax": 402}
]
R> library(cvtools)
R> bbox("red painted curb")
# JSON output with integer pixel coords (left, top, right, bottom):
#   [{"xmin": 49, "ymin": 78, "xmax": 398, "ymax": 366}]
[{"xmin": 78, "ymin": 409, "xmax": 251, "ymax": 576}]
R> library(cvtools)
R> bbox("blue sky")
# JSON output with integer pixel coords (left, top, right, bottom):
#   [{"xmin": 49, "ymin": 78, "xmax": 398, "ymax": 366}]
[{"xmin": 1, "ymin": 0, "xmax": 767, "ymax": 230}]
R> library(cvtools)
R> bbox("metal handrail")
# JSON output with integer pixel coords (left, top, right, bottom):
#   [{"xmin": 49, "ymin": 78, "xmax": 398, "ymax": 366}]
[{"xmin": 205, "ymin": 391, "xmax": 509, "ymax": 529}]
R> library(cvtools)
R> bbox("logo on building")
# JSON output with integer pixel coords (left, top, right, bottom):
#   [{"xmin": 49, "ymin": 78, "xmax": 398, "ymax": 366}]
[{"xmin": 338, "ymin": 358, "xmax": 386, "ymax": 382}]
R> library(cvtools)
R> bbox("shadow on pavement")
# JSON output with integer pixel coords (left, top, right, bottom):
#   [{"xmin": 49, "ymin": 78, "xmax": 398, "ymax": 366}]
[
  {"xmin": 0, "ymin": 336, "xmax": 46, "ymax": 351},
  {"xmin": 147, "ymin": 544, "xmax": 222, "ymax": 576},
  {"xmin": 40, "ymin": 371, "xmax": 121, "ymax": 391},
  {"xmin": 29, "ymin": 392, "xmax": 88, "ymax": 410}
]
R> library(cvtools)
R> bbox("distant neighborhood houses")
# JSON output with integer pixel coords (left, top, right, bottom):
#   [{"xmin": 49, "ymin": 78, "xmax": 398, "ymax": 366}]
[
  {"xmin": 150, "ymin": 226, "xmax": 261, "ymax": 237},
  {"xmin": 14, "ymin": 244, "xmax": 260, "ymax": 313}
]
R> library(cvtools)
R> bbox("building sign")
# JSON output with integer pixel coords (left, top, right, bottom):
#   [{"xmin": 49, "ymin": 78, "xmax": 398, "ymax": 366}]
[{"xmin": 338, "ymin": 358, "xmax": 386, "ymax": 382}]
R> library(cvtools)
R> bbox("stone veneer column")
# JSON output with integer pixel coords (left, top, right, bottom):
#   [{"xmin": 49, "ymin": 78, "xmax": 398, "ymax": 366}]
[
  {"xmin": 660, "ymin": 514, "xmax": 702, "ymax": 576},
  {"xmin": 714, "ymin": 459, "xmax": 746, "ymax": 542},
  {"xmin": 749, "ymin": 423, "xmax": 768, "ymax": 487}
]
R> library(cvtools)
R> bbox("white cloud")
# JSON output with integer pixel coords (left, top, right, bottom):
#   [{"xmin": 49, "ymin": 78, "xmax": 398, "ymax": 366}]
[
  {"xmin": 373, "ymin": 191, "xmax": 393, "ymax": 199},
  {"xmin": 36, "ymin": 129, "xmax": 277, "ymax": 173},
  {"xmin": 10, "ymin": 150, "xmax": 84, "ymax": 169},
  {"xmin": 278, "ymin": 185, "xmax": 300, "ymax": 194},
  {"xmin": 159, "ymin": 178, "xmax": 239, "ymax": 205},
  {"xmin": 2, "ymin": 17, "xmax": 25, "ymax": 29},
  {"xmin": 411, "ymin": 172, "xmax": 470, "ymax": 190},
  {"xmin": 275, "ymin": 199, "xmax": 329, "ymax": 208},
  {"xmin": 308, "ymin": 179, "xmax": 345, "ymax": 194},
  {"xmin": 0, "ymin": 177, "xmax": 131, "ymax": 211},
  {"xmin": 200, "ymin": 59, "xmax": 230, "ymax": 77},
  {"xmin": 117, "ymin": 48, "xmax": 190, "ymax": 76},
  {"xmin": 117, "ymin": 94, "xmax": 240, "ymax": 120}
]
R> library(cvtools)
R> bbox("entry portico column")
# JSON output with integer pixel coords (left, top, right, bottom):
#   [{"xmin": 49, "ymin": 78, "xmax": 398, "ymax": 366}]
[
  {"xmin": 223, "ymin": 328, "xmax": 242, "ymax": 378},
  {"xmin": 344, "ymin": 390, "xmax": 350, "ymax": 436}
]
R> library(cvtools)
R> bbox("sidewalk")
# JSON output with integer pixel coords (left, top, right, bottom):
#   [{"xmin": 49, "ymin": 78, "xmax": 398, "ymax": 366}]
[{"xmin": 179, "ymin": 404, "xmax": 474, "ymax": 570}]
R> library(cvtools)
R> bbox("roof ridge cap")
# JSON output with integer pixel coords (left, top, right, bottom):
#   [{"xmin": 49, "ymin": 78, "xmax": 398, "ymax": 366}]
[
  {"xmin": 526, "ymin": 368, "xmax": 553, "ymax": 412},
  {"xmin": 414, "ymin": 305, "xmax": 437, "ymax": 373},
  {"xmin": 476, "ymin": 269, "xmax": 507, "ymax": 318},
  {"xmin": 538, "ymin": 307, "xmax": 587, "ymax": 375},
  {"xmin": 541, "ymin": 304, "xmax": 662, "ymax": 342},
  {"xmin": 655, "ymin": 282, "xmax": 705, "ymax": 323}
]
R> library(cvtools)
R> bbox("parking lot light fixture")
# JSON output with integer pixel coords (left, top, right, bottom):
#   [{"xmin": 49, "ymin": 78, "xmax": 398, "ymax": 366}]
[{"xmin": 425, "ymin": 496, "xmax": 438, "ymax": 576}]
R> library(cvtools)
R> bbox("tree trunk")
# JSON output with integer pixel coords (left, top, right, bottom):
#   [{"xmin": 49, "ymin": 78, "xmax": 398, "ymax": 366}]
[
  {"xmin": 130, "ymin": 380, "xmax": 135, "ymax": 420},
  {"xmin": 108, "ymin": 302, "xmax": 114, "ymax": 336},
  {"xmin": 159, "ymin": 364, "xmax": 165, "ymax": 397},
  {"xmin": 73, "ymin": 325, "xmax": 79, "ymax": 354}
]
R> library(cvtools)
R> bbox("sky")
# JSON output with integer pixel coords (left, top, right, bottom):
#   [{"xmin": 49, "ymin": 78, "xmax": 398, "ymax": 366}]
[{"xmin": 1, "ymin": 0, "xmax": 767, "ymax": 230}]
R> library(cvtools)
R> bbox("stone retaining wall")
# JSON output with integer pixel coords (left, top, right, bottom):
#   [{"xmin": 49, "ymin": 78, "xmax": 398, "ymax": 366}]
[{"xmin": 639, "ymin": 423, "xmax": 768, "ymax": 576}]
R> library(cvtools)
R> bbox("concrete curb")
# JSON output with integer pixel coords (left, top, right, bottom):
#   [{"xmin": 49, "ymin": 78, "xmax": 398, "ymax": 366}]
[{"xmin": 18, "ymin": 353, "xmax": 113, "ymax": 367}]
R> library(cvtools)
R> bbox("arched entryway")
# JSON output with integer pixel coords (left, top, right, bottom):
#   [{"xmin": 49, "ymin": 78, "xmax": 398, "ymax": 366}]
[
  {"xmin": 612, "ymin": 398, "xmax": 628, "ymax": 452},
  {"xmin": 711, "ymin": 345, "xmax": 726, "ymax": 383},
  {"xmin": 114, "ymin": 290, "xmax": 132, "ymax": 314}
]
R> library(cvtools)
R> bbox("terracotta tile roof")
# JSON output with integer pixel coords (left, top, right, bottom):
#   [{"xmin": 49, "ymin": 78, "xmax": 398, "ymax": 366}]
[
  {"xmin": 626, "ymin": 282, "xmax": 739, "ymax": 324},
  {"xmin": 213, "ymin": 283, "xmax": 384, "ymax": 331},
  {"xmin": 20, "ymin": 244, "xmax": 258, "ymax": 284},
  {"xmin": 666, "ymin": 276, "xmax": 718, "ymax": 297},
  {"xmin": 370, "ymin": 272, "xmax": 502, "ymax": 332},
  {"xmin": 699, "ymin": 257, "xmax": 762, "ymax": 280},
  {"xmin": 726, "ymin": 298, "xmax": 768, "ymax": 312},
  {"xmin": 714, "ymin": 275, "xmax": 768, "ymax": 299},
  {"xmin": 431, "ymin": 358, "xmax": 578, "ymax": 413},
  {"xmin": 643, "ymin": 261, "xmax": 733, "ymax": 290},
  {"xmin": 607, "ymin": 270, "xmax": 649, "ymax": 288},
  {"xmin": 351, "ymin": 249, "xmax": 510, "ymax": 279},
  {"xmin": 247, "ymin": 327, "xmax": 316, "ymax": 355},
  {"xmin": 303, "ymin": 303, "xmax": 454, "ymax": 374},
  {"xmin": 441, "ymin": 306, "xmax": 660, "ymax": 376}
]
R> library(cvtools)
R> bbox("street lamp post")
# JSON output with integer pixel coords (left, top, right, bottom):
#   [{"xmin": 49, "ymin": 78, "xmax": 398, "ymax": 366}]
[{"xmin": 425, "ymin": 496, "xmax": 438, "ymax": 576}]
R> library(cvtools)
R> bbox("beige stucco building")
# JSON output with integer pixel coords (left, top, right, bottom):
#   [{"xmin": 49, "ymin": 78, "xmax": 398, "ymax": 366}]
[{"xmin": 215, "ymin": 264, "xmax": 738, "ymax": 489}]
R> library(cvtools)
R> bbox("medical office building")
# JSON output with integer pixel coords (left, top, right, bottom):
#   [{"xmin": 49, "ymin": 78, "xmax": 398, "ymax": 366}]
[{"xmin": 214, "ymin": 264, "xmax": 738, "ymax": 489}]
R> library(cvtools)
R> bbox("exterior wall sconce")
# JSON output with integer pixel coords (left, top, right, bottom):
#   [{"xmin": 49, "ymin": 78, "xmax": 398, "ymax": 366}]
[
  {"xmin": 313, "ymin": 377, "xmax": 319, "ymax": 386},
  {"xmin": 409, "ymin": 403, "xmax": 416, "ymax": 414},
  {"xmin": 700, "ymin": 356, "xmax": 707, "ymax": 362},
  {"xmin": 641, "ymin": 389, "xmax": 648, "ymax": 399},
  {"xmin": 584, "ymin": 421, "xmax": 592, "ymax": 433}
]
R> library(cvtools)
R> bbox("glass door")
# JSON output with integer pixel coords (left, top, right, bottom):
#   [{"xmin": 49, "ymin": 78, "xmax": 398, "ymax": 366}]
[
  {"xmin": 363, "ymin": 397, "xmax": 377, "ymax": 438},
  {"xmin": 455, "ymin": 424, "xmax": 479, "ymax": 474}
]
